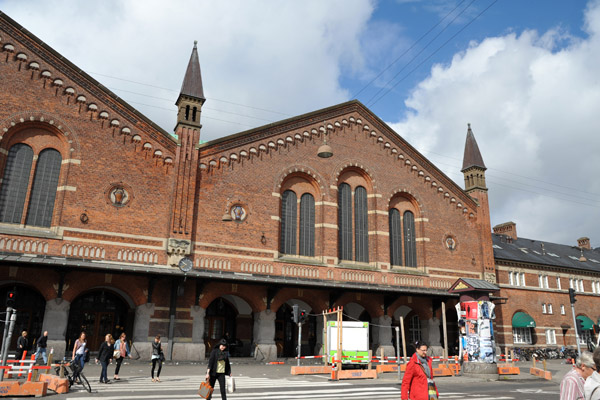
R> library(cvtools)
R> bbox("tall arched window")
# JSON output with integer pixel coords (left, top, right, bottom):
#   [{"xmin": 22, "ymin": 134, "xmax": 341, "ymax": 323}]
[
  {"xmin": 403, "ymin": 211, "xmax": 417, "ymax": 267},
  {"xmin": 389, "ymin": 208, "xmax": 402, "ymax": 266},
  {"xmin": 338, "ymin": 183, "xmax": 353, "ymax": 261},
  {"xmin": 354, "ymin": 186, "xmax": 369, "ymax": 263},
  {"xmin": 280, "ymin": 190, "xmax": 297, "ymax": 255},
  {"xmin": 0, "ymin": 144, "xmax": 34, "ymax": 224},
  {"xmin": 299, "ymin": 193, "xmax": 315, "ymax": 256},
  {"xmin": 26, "ymin": 149, "xmax": 62, "ymax": 227}
]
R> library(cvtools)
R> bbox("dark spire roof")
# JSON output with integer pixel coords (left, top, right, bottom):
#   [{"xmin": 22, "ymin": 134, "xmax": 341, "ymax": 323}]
[
  {"xmin": 178, "ymin": 41, "xmax": 205, "ymax": 102},
  {"xmin": 461, "ymin": 123, "xmax": 486, "ymax": 172}
]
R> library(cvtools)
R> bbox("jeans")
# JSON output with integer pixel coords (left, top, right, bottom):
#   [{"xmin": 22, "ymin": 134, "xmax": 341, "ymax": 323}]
[
  {"xmin": 73, "ymin": 353, "xmax": 85, "ymax": 380},
  {"xmin": 100, "ymin": 361, "xmax": 108, "ymax": 382},
  {"xmin": 35, "ymin": 347, "xmax": 47, "ymax": 364},
  {"xmin": 207, "ymin": 373, "xmax": 226, "ymax": 400}
]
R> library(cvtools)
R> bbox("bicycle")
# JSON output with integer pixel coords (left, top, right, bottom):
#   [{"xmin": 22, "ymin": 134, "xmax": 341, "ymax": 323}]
[{"xmin": 54, "ymin": 359, "xmax": 92, "ymax": 393}]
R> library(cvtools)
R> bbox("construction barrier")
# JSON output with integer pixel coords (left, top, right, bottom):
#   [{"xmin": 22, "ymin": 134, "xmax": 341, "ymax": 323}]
[
  {"xmin": 39, "ymin": 374, "xmax": 69, "ymax": 394},
  {"xmin": 0, "ymin": 381, "xmax": 48, "ymax": 398},
  {"xmin": 375, "ymin": 364, "xmax": 398, "ymax": 374},
  {"xmin": 530, "ymin": 358, "xmax": 552, "ymax": 380},
  {"xmin": 331, "ymin": 368, "xmax": 377, "ymax": 380},
  {"xmin": 291, "ymin": 365, "xmax": 332, "ymax": 375}
]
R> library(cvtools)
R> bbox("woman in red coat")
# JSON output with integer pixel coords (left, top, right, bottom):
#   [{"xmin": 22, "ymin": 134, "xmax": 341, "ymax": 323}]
[{"xmin": 401, "ymin": 341, "xmax": 439, "ymax": 400}]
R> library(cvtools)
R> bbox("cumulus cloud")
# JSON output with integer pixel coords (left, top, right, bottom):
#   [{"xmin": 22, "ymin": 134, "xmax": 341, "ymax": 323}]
[{"xmin": 389, "ymin": 0, "xmax": 600, "ymax": 245}]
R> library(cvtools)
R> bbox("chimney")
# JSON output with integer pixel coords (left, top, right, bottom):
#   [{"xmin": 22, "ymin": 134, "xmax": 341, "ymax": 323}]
[
  {"xmin": 493, "ymin": 221, "xmax": 517, "ymax": 240},
  {"xmin": 578, "ymin": 237, "xmax": 591, "ymax": 250}
]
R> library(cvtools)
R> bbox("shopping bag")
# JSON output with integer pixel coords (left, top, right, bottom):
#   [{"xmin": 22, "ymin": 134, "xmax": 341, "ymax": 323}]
[
  {"xmin": 198, "ymin": 380, "xmax": 213, "ymax": 398},
  {"xmin": 226, "ymin": 376, "xmax": 235, "ymax": 393}
]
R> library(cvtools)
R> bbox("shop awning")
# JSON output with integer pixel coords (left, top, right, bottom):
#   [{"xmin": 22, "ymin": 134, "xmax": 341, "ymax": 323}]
[
  {"xmin": 512, "ymin": 312, "xmax": 536, "ymax": 328},
  {"xmin": 577, "ymin": 315, "xmax": 594, "ymax": 330}
]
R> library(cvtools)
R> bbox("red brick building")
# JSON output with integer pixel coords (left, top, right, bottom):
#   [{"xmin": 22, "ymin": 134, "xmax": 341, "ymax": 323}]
[{"xmin": 0, "ymin": 12, "xmax": 498, "ymax": 360}]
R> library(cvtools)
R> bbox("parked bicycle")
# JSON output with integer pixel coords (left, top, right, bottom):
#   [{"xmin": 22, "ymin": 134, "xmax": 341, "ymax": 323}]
[{"xmin": 54, "ymin": 359, "xmax": 92, "ymax": 393}]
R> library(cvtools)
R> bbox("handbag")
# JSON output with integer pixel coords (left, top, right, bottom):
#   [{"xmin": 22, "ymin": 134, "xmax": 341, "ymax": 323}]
[
  {"xmin": 159, "ymin": 352, "xmax": 165, "ymax": 362},
  {"xmin": 226, "ymin": 376, "xmax": 235, "ymax": 393},
  {"xmin": 418, "ymin": 362, "xmax": 438, "ymax": 400},
  {"xmin": 198, "ymin": 379, "xmax": 213, "ymax": 399},
  {"xmin": 113, "ymin": 349, "xmax": 121, "ymax": 359}
]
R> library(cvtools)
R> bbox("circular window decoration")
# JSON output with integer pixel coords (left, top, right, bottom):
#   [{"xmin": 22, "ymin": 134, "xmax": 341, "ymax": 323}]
[
  {"xmin": 230, "ymin": 205, "xmax": 247, "ymax": 222},
  {"xmin": 444, "ymin": 235, "xmax": 457, "ymax": 251},
  {"xmin": 105, "ymin": 183, "xmax": 133, "ymax": 208}
]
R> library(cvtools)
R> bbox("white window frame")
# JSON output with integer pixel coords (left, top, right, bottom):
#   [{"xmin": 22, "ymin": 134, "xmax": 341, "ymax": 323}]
[
  {"xmin": 513, "ymin": 327, "xmax": 533, "ymax": 344},
  {"xmin": 556, "ymin": 277, "xmax": 561, "ymax": 290},
  {"xmin": 539, "ymin": 275, "xmax": 543, "ymax": 288},
  {"xmin": 509, "ymin": 272, "xmax": 514, "ymax": 286},
  {"xmin": 561, "ymin": 304, "xmax": 566, "ymax": 315},
  {"xmin": 545, "ymin": 329, "xmax": 556, "ymax": 345},
  {"xmin": 580, "ymin": 329, "xmax": 592, "ymax": 345},
  {"xmin": 520, "ymin": 272, "xmax": 526, "ymax": 287},
  {"xmin": 548, "ymin": 304, "xmax": 553, "ymax": 314},
  {"xmin": 542, "ymin": 303, "xmax": 547, "ymax": 314},
  {"xmin": 544, "ymin": 275, "xmax": 549, "ymax": 288},
  {"xmin": 579, "ymin": 279, "xmax": 585, "ymax": 292}
]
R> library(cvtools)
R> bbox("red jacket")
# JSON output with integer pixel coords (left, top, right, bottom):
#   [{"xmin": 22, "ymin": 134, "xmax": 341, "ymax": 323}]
[{"xmin": 401, "ymin": 353, "xmax": 438, "ymax": 400}]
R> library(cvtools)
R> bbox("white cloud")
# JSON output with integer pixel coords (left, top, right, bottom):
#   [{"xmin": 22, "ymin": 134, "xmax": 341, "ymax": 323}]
[{"xmin": 389, "ymin": 0, "xmax": 600, "ymax": 245}]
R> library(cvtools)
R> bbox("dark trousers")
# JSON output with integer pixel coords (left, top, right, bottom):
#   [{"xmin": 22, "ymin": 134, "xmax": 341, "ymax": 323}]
[
  {"xmin": 207, "ymin": 373, "xmax": 226, "ymax": 400},
  {"xmin": 73, "ymin": 353, "xmax": 85, "ymax": 380},
  {"xmin": 151, "ymin": 358, "xmax": 162, "ymax": 378},
  {"xmin": 100, "ymin": 361, "xmax": 108, "ymax": 382},
  {"xmin": 114, "ymin": 357, "xmax": 124, "ymax": 375}
]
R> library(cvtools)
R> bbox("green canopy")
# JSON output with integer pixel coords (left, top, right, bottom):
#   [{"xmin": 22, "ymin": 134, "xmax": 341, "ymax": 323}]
[
  {"xmin": 512, "ymin": 312, "xmax": 536, "ymax": 328},
  {"xmin": 577, "ymin": 315, "xmax": 594, "ymax": 330}
]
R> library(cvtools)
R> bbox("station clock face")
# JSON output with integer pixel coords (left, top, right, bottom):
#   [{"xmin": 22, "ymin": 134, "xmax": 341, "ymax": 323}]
[{"xmin": 178, "ymin": 257, "xmax": 193, "ymax": 273}]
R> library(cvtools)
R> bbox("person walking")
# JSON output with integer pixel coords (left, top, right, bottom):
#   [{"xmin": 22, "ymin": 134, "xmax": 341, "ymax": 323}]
[
  {"xmin": 16, "ymin": 330, "xmax": 28, "ymax": 360},
  {"xmin": 113, "ymin": 332, "xmax": 131, "ymax": 380},
  {"xmin": 96, "ymin": 334, "xmax": 113, "ymax": 384},
  {"xmin": 151, "ymin": 335, "xmax": 164, "ymax": 382},
  {"xmin": 34, "ymin": 331, "xmax": 48, "ymax": 364},
  {"xmin": 205, "ymin": 338, "xmax": 231, "ymax": 400},
  {"xmin": 401, "ymin": 341, "xmax": 438, "ymax": 400},
  {"xmin": 71, "ymin": 332, "xmax": 89, "ymax": 382},
  {"xmin": 559, "ymin": 351, "xmax": 594, "ymax": 399},
  {"xmin": 585, "ymin": 347, "xmax": 600, "ymax": 400}
]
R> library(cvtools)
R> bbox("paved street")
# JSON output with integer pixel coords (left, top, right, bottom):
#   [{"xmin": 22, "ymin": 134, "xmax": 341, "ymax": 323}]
[{"xmin": 34, "ymin": 359, "xmax": 567, "ymax": 399}]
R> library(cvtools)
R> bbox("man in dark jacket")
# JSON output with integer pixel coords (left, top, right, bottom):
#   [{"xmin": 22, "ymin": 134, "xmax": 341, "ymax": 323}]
[
  {"xmin": 205, "ymin": 338, "xmax": 231, "ymax": 399},
  {"xmin": 34, "ymin": 331, "xmax": 48, "ymax": 364},
  {"xmin": 16, "ymin": 331, "xmax": 28, "ymax": 360}
]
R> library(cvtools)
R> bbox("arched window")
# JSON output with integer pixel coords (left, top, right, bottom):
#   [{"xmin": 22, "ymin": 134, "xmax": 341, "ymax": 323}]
[
  {"xmin": 389, "ymin": 208, "xmax": 402, "ymax": 266},
  {"xmin": 280, "ymin": 190, "xmax": 297, "ymax": 255},
  {"xmin": 338, "ymin": 183, "xmax": 353, "ymax": 261},
  {"xmin": 299, "ymin": 193, "xmax": 315, "ymax": 256},
  {"xmin": 0, "ymin": 144, "xmax": 34, "ymax": 223},
  {"xmin": 26, "ymin": 149, "xmax": 62, "ymax": 227},
  {"xmin": 0, "ymin": 144, "xmax": 62, "ymax": 228},
  {"xmin": 403, "ymin": 211, "xmax": 417, "ymax": 267},
  {"xmin": 354, "ymin": 186, "xmax": 368, "ymax": 263}
]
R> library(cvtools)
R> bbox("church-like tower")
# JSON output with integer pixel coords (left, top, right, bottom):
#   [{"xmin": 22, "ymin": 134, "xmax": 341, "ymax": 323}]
[
  {"xmin": 168, "ymin": 42, "xmax": 205, "ymax": 266},
  {"xmin": 461, "ymin": 124, "xmax": 495, "ymax": 282}
]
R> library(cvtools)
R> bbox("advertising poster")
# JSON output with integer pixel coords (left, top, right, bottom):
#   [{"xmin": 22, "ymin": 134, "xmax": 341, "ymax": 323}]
[{"xmin": 456, "ymin": 301, "xmax": 496, "ymax": 363}]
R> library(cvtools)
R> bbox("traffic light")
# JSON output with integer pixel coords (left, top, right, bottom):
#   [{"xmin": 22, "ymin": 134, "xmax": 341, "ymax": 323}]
[
  {"xmin": 576, "ymin": 318, "xmax": 585, "ymax": 336},
  {"xmin": 569, "ymin": 288, "xmax": 577, "ymax": 304},
  {"xmin": 299, "ymin": 310, "xmax": 307, "ymax": 324},
  {"xmin": 6, "ymin": 290, "xmax": 16, "ymax": 308},
  {"xmin": 292, "ymin": 304, "xmax": 299, "ymax": 324}
]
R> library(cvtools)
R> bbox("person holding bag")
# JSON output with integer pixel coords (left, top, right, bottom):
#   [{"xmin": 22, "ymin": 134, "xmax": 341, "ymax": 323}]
[
  {"xmin": 205, "ymin": 339, "xmax": 231, "ymax": 399},
  {"xmin": 95, "ymin": 334, "xmax": 113, "ymax": 384},
  {"xmin": 401, "ymin": 341, "xmax": 438, "ymax": 400},
  {"xmin": 113, "ymin": 332, "xmax": 131, "ymax": 381}
]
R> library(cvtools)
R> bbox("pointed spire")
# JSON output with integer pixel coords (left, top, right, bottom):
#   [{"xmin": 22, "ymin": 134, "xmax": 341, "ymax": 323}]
[
  {"xmin": 461, "ymin": 123, "xmax": 486, "ymax": 172},
  {"xmin": 178, "ymin": 41, "xmax": 205, "ymax": 102}
]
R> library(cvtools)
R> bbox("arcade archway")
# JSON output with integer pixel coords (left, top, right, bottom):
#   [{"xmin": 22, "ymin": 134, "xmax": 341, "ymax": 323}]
[{"xmin": 0, "ymin": 285, "xmax": 45, "ymax": 351}]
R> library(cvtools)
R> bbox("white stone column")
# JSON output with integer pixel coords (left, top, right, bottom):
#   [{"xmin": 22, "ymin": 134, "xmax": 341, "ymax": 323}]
[
  {"xmin": 373, "ymin": 315, "xmax": 395, "ymax": 357},
  {"xmin": 42, "ymin": 298, "xmax": 70, "ymax": 359},
  {"xmin": 315, "ymin": 316, "xmax": 324, "ymax": 355},
  {"xmin": 253, "ymin": 310, "xmax": 277, "ymax": 361},
  {"xmin": 424, "ymin": 317, "xmax": 443, "ymax": 356},
  {"xmin": 132, "ymin": 303, "xmax": 155, "ymax": 360}
]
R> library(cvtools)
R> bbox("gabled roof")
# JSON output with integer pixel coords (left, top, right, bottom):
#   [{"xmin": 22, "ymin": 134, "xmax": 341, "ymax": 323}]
[
  {"xmin": 492, "ymin": 233, "xmax": 600, "ymax": 273},
  {"xmin": 449, "ymin": 277, "xmax": 499, "ymax": 293},
  {"xmin": 461, "ymin": 124, "xmax": 486, "ymax": 171},
  {"xmin": 178, "ymin": 41, "xmax": 205, "ymax": 102},
  {"xmin": 198, "ymin": 99, "xmax": 478, "ymax": 209},
  {"xmin": 0, "ymin": 11, "xmax": 176, "ymax": 149}
]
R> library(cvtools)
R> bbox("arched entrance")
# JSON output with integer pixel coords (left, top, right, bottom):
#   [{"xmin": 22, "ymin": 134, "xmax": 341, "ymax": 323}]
[
  {"xmin": 276, "ymin": 300, "xmax": 316, "ymax": 357},
  {"xmin": 66, "ymin": 290, "xmax": 131, "ymax": 352},
  {"xmin": 205, "ymin": 297, "xmax": 238, "ymax": 355},
  {"xmin": 0, "ymin": 285, "xmax": 45, "ymax": 351}
]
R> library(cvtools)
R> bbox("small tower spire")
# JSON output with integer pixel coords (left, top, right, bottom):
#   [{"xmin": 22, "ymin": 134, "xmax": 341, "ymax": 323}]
[
  {"xmin": 175, "ymin": 41, "xmax": 205, "ymax": 130},
  {"xmin": 461, "ymin": 123, "xmax": 487, "ymax": 192}
]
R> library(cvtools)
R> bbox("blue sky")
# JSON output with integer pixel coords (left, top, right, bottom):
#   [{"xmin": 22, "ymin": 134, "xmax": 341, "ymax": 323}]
[{"xmin": 2, "ymin": 0, "xmax": 600, "ymax": 246}]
